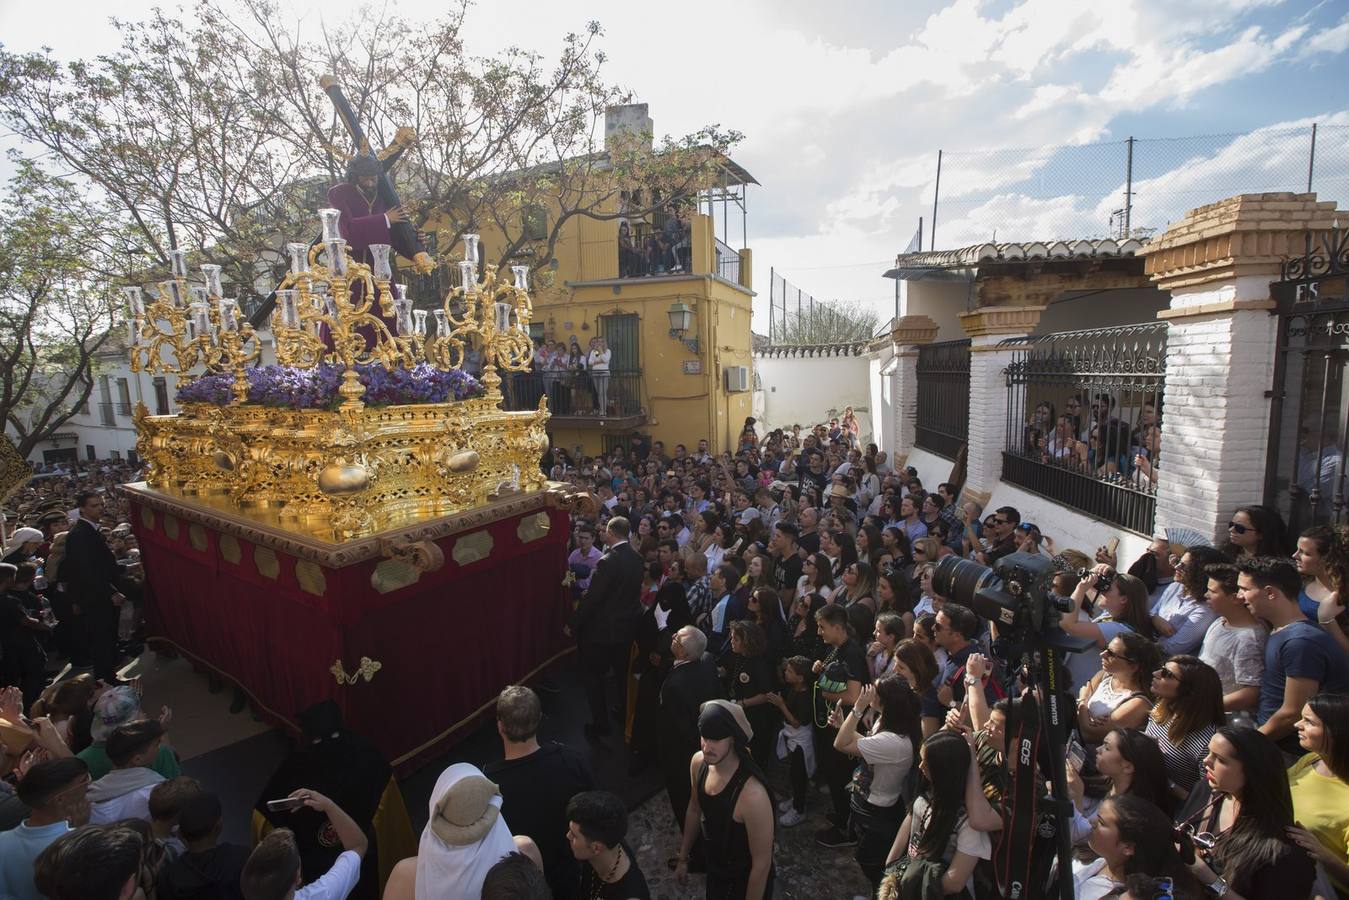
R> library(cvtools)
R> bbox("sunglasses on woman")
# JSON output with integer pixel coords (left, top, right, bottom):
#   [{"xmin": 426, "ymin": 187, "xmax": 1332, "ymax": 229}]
[
  {"xmin": 1154, "ymin": 667, "xmax": 1180, "ymax": 681},
  {"xmin": 1227, "ymin": 521, "xmax": 1253, "ymax": 535},
  {"xmin": 1100, "ymin": 647, "xmax": 1134, "ymax": 663}
]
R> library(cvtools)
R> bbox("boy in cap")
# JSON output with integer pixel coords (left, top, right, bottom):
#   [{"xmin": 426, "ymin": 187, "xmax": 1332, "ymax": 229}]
[{"xmin": 78, "ymin": 685, "xmax": 178, "ymax": 781}]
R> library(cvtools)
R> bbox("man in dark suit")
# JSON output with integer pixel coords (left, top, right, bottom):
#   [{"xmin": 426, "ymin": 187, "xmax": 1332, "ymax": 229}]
[
  {"xmin": 566, "ymin": 516, "xmax": 643, "ymax": 739},
  {"xmin": 658, "ymin": 625, "xmax": 722, "ymax": 870},
  {"xmin": 60, "ymin": 491, "xmax": 127, "ymax": 681}
]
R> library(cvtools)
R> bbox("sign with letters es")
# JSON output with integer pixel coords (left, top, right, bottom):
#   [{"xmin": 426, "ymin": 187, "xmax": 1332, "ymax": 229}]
[{"xmin": 683, "ymin": 360, "xmax": 702, "ymax": 374}]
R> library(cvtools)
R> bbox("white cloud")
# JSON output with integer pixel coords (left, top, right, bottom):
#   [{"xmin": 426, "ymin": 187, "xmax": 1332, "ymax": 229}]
[{"xmin": 1, "ymin": 0, "xmax": 1345, "ymax": 336}]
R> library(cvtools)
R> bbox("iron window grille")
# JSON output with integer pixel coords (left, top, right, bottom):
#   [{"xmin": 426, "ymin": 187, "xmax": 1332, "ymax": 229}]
[{"xmin": 1002, "ymin": 323, "xmax": 1167, "ymax": 535}]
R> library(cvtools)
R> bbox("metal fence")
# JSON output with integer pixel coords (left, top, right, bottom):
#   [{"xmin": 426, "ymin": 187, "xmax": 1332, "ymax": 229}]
[
  {"xmin": 766, "ymin": 268, "xmax": 881, "ymax": 345},
  {"xmin": 915, "ymin": 339, "xmax": 971, "ymax": 459},
  {"xmin": 923, "ymin": 124, "xmax": 1349, "ymax": 250},
  {"xmin": 1002, "ymin": 323, "xmax": 1167, "ymax": 534},
  {"xmin": 504, "ymin": 369, "xmax": 643, "ymax": 418}
]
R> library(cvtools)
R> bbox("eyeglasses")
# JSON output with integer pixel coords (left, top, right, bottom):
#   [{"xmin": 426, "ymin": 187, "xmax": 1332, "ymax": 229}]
[
  {"xmin": 1154, "ymin": 667, "xmax": 1180, "ymax": 681},
  {"xmin": 1227, "ymin": 521, "xmax": 1253, "ymax": 535},
  {"xmin": 1101, "ymin": 647, "xmax": 1134, "ymax": 663}
]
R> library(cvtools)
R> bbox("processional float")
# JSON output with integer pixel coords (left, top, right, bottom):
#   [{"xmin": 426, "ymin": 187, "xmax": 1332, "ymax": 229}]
[{"xmin": 118, "ymin": 78, "xmax": 582, "ymax": 769}]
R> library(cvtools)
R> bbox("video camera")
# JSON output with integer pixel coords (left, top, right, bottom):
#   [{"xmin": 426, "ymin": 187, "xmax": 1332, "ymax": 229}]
[
  {"xmin": 931, "ymin": 551, "xmax": 1092, "ymax": 900},
  {"xmin": 932, "ymin": 552, "xmax": 1092, "ymax": 655}
]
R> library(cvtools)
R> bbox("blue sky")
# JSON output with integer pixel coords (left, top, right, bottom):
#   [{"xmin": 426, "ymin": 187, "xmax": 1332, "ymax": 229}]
[{"xmin": 2, "ymin": 0, "xmax": 1347, "ymax": 329}]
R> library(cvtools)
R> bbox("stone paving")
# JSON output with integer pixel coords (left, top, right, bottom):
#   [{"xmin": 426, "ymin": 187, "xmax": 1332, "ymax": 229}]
[{"xmin": 625, "ymin": 775, "xmax": 875, "ymax": 900}]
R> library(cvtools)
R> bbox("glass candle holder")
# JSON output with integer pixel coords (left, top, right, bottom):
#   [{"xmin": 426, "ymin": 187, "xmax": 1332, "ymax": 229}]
[
  {"xmin": 462, "ymin": 233, "xmax": 480, "ymax": 265},
  {"xmin": 122, "ymin": 286, "xmax": 145, "ymax": 318},
  {"xmin": 458, "ymin": 261, "xmax": 476, "ymax": 292},
  {"xmin": 511, "ymin": 265, "xmax": 529, "ymax": 292},
  {"xmin": 287, "ymin": 242, "xmax": 311, "ymax": 275},
  {"xmin": 170, "ymin": 248, "xmax": 189, "ymax": 278},
  {"xmin": 393, "ymin": 297, "xmax": 413, "ymax": 336},
  {"xmin": 201, "ymin": 264, "xmax": 224, "ymax": 298},
  {"xmin": 434, "ymin": 309, "xmax": 450, "ymax": 337},
  {"xmin": 325, "ymin": 240, "xmax": 348, "ymax": 276},
  {"xmin": 369, "ymin": 244, "xmax": 393, "ymax": 282},
  {"xmin": 494, "ymin": 300, "xmax": 512, "ymax": 333},
  {"xmin": 318, "ymin": 208, "xmax": 342, "ymax": 242},
  {"xmin": 413, "ymin": 309, "xmax": 428, "ymax": 336},
  {"xmin": 276, "ymin": 290, "xmax": 300, "ymax": 328}
]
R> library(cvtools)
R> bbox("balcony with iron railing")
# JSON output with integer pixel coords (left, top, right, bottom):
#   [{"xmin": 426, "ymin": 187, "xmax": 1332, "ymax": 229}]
[{"xmin": 502, "ymin": 368, "xmax": 646, "ymax": 429}]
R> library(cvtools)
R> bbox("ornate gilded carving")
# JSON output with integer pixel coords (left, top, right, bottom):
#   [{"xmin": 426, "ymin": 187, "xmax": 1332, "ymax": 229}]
[
  {"xmin": 188, "ymin": 524, "xmax": 208, "ymax": 552},
  {"xmin": 517, "ymin": 512, "xmax": 552, "ymax": 544},
  {"xmin": 253, "ymin": 546, "xmax": 280, "ymax": 580},
  {"xmin": 371, "ymin": 559, "xmax": 422, "ymax": 594},
  {"xmin": 119, "ymin": 481, "xmax": 566, "ymax": 566},
  {"xmin": 219, "ymin": 533, "xmax": 241, "ymax": 565},
  {"xmin": 452, "ymin": 531, "xmax": 494, "ymax": 566},
  {"xmin": 330, "ymin": 657, "xmax": 381, "ymax": 685},
  {"xmin": 295, "ymin": 560, "xmax": 327, "ymax": 597},
  {"xmin": 125, "ymin": 232, "xmax": 546, "ymax": 543}
]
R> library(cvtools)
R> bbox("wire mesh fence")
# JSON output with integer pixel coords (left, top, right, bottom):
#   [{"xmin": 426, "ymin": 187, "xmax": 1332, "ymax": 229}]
[
  {"xmin": 925, "ymin": 123, "xmax": 1349, "ymax": 249},
  {"xmin": 766, "ymin": 268, "xmax": 882, "ymax": 345}
]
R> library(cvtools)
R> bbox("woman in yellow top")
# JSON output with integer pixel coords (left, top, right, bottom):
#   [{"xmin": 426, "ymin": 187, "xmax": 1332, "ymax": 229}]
[{"xmin": 1287, "ymin": 692, "xmax": 1349, "ymax": 897}]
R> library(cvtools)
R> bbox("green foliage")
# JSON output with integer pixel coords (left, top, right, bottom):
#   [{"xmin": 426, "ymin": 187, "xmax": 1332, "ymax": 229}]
[{"xmin": 0, "ymin": 163, "xmax": 123, "ymax": 456}]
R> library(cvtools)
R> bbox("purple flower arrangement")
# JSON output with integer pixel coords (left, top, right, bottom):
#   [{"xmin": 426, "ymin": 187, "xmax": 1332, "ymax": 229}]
[{"xmin": 175, "ymin": 364, "xmax": 483, "ymax": 409}]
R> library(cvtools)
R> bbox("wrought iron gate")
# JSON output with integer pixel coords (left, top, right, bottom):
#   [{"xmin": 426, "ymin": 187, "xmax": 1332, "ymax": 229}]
[{"xmin": 1265, "ymin": 225, "xmax": 1349, "ymax": 532}]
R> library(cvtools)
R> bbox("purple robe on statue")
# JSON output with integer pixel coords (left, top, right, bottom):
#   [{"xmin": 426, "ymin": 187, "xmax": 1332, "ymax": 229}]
[
  {"xmin": 326, "ymin": 182, "xmax": 419, "ymax": 265},
  {"xmin": 324, "ymin": 182, "xmax": 420, "ymax": 348}
]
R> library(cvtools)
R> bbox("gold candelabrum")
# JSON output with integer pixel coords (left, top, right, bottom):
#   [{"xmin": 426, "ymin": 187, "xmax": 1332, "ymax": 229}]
[
  {"xmin": 126, "ymin": 251, "xmax": 260, "ymax": 402},
  {"xmin": 129, "ymin": 218, "xmax": 550, "ymax": 541}
]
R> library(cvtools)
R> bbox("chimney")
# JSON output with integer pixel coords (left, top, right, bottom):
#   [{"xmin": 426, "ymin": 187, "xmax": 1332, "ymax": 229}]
[{"xmin": 604, "ymin": 103, "xmax": 654, "ymax": 152}]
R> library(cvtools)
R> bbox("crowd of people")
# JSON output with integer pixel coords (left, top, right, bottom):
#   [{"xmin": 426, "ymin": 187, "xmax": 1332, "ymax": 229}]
[
  {"xmin": 4, "ymin": 407, "xmax": 1349, "ymax": 900},
  {"xmin": 543, "ymin": 414, "xmax": 1349, "ymax": 900},
  {"xmin": 1019, "ymin": 395, "xmax": 1164, "ymax": 487}
]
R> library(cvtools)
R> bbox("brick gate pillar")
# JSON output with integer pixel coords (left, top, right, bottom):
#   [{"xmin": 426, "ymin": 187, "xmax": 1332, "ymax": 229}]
[
  {"xmin": 957, "ymin": 306, "xmax": 1046, "ymax": 505},
  {"xmin": 889, "ymin": 315, "xmax": 939, "ymax": 467},
  {"xmin": 1143, "ymin": 193, "xmax": 1341, "ymax": 542}
]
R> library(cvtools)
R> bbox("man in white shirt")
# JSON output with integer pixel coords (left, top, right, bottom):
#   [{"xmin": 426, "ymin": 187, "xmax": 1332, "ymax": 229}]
[
  {"xmin": 88, "ymin": 721, "xmax": 167, "ymax": 825},
  {"xmin": 241, "ymin": 790, "xmax": 367, "ymax": 900},
  {"xmin": 1197, "ymin": 563, "xmax": 1267, "ymax": 716}
]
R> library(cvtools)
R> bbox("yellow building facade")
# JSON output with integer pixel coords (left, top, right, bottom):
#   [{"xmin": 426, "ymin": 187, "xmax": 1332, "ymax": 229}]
[{"xmin": 424, "ymin": 118, "xmax": 757, "ymax": 456}]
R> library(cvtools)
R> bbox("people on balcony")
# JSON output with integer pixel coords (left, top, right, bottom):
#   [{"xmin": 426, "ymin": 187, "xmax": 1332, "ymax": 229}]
[{"xmin": 586, "ymin": 337, "xmax": 611, "ymax": 416}]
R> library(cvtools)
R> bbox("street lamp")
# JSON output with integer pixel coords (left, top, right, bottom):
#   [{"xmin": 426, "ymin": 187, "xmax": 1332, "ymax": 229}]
[{"xmin": 667, "ymin": 300, "xmax": 699, "ymax": 354}]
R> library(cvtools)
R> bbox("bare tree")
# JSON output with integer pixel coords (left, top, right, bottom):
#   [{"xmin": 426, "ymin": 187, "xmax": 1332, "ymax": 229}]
[{"xmin": 774, "ymin": 299, "xmax": 881, "ymax": 346}]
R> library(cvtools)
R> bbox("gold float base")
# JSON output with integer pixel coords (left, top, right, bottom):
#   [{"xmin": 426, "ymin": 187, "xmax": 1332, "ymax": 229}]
[{"xmin": 133, "ymin": 394, "xmax": 550, "ymax": 542}]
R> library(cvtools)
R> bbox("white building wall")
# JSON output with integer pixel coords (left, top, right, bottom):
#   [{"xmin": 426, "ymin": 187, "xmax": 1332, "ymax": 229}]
[
  {"xmin": 12, "ymin": 331, "xmax": 278, "ymax": 466},
  {"xmin": 754, "ymin": 353, "xmax": 873, "ymax": 443},
  {"xmin": 902, "ymin": 281, "xmax": 968, "ymax": 342}
]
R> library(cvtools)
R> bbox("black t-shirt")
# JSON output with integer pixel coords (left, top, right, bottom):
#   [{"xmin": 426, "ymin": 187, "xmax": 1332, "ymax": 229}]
[
  {"xmin": 578, "ymin": 844, "xmax": 651, "ymax": 900},
  {"xmin": 484, "ymin": 743, "xmax": 594, "ymax": 900},
  {"xmin": 798, "ymin": 531, "xmax": 821, "ymax": 558},
  {"xmin": 727, "ymin": 653, "xmax": 775, "ymax": 701},
  {"xmin": 773, "ymin": 552, "xmax": 803, "ymax": 597}
]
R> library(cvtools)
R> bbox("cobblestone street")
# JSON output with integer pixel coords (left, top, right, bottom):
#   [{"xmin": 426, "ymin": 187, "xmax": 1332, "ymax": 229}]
[{"xmin": 626, "ymin": 777, "xmax": 874, "ymax": 900}]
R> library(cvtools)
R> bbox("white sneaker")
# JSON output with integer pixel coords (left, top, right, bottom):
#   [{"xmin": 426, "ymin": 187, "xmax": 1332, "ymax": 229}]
[
  {"xmin": 777, "ymin": 798, "xmax": 795, "ymax": 814},
  {"xmin": 778, "ymin": 809, "xmax": 806, "ymax": 827}
]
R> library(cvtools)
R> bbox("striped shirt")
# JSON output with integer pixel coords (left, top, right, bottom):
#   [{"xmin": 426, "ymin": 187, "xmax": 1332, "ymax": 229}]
[{"xmin": 1144, "ymin": 717, "xmax": 1216, "ymax": 795}]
